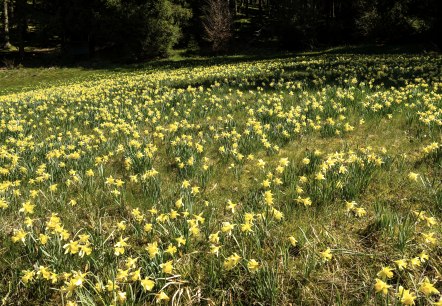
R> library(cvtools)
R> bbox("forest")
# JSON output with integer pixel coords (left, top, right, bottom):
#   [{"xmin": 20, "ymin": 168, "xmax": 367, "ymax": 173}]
[{"xmin": 0, "ymin": 0, "xmax": 441, "ymax": 63}]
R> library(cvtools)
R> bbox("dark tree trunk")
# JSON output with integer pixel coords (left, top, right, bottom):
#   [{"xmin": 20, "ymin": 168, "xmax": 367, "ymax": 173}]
[
  {"xmin": 88, "ymin": 32, "xmax": 96, "ymax": 58},
  {"xmin": 59, "ymin": 1, "xmax": 68, "ymax": 54},
  {"xmin": 16, "ymin": 0, "xmax": 26, "ymax": 59},
  {"xmin": 3, "ymin": 0, "xmax": 11, "ymax": 48},
  {"xmin": 231, "ymin": 0, "xmax": 237, "ymax": 16}
]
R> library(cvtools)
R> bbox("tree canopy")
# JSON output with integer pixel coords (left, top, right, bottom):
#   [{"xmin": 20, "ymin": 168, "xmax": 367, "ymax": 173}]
[{"xmin": 1, "ymin": 0, "xmax": 440, "ymax": 61}]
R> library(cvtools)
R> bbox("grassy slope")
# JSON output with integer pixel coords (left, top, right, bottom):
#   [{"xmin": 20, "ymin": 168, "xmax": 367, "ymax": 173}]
[
  {"xmin": 0, "ymin": 49, "xmax": 198, "ymax": 95},
  {"xmin": 0, "ymin": 50, "xmax": 441, "ymax": 305},
  {"xmin": 2, "ymin": 44, "xmax": 433, "ymax": 95},
  {"xmin": 0, "ymin": 67, "xmax": 115, "ymax": 96}
]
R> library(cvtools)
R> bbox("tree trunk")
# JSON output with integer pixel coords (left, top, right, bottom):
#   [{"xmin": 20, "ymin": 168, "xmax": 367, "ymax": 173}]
[
  {"xmin": 16, "ymin": 0, "xmax": 26, "ymax": 59},
  {"xmin": 88, "ymin": 32, "xmax": 96, "ymax": 58},
  {"xmin": 3, "ymin": 0, "xmax": 11, "ymax": 49},
  {"xmin": 231, "ymin": 0, "xmax": 237, "ymax": 16}
]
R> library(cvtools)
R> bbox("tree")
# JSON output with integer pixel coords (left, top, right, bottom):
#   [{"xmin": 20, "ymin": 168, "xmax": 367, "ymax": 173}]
[
  {"xmin": 202, "ymin": 0, "xmax": 232, "ymax": 52},
  {"xmin": 96, "ymin": 0, "xmax": 191, "ymax": 59},
  {"xmin": 15, "ymin": 0, "xmax": 27, "ymax": 58},
  {"xmin": 354, "ymin": 0, "xmax": 440, "ymax": 44},
  {"xmin": 3, "ymin": 0, "xmax": 11, "ymax": 48}
]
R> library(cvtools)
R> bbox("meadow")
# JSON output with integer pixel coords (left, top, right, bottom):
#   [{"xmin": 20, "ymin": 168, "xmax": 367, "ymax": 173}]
[{"xmin": 0, "ymin": 53, "xmax": 441, "ymax": 305}]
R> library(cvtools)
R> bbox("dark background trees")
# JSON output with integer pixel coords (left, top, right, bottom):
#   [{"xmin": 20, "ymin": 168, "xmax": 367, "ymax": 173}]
[
  {"xmin": 0, "ymin": 0, "xmax": 440, "ymax": 64},
  {"xmin": 1, "ymin": 0, "xmax": 192, "ymax": 62}
]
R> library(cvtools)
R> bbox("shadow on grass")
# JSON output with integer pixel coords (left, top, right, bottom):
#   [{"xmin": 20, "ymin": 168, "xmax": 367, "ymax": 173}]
[
  {"xmin": 0, "ymin": 47, "xmax": 292, "ymax": 71},
  {"xmin": 1, "ymin": 43, "xmax": 438, "ymax": 72},
  {"xmin": 0, "ymin": 43, "xmax": 439, "ymax": 96}
]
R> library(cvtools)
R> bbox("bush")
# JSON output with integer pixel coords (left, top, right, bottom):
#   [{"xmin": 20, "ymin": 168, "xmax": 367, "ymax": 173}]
[{"xmin": 103, "ymin": 0, "xmax": 191, "ymax": 59}]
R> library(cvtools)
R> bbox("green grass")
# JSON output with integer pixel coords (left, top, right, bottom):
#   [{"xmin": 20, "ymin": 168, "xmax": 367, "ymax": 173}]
[
  {"xmin": 0, "ymin": 51, "xmax": 441, "ymax": 305},
  {"xmin": 0, "ymin": 67, "xmax": 107, "ymax": 95},
  {"xmin": 0, "ymin": 44, "xmax": 434, "ymax": 95}
]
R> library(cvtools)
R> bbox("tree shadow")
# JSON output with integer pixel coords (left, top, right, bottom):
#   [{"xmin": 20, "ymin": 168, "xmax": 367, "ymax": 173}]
[{"xmin": 0, "ymin": 43, "xmax": 437, "ymax": 72}]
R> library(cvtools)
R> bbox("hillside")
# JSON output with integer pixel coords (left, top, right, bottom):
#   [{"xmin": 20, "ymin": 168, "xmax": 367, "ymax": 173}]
[{"xmin": 0, "ymin": 53, "xmax": 441, "ymax": 305}]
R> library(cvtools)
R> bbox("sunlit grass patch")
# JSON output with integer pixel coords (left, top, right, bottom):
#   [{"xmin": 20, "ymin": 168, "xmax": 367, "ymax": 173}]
[{"xmin": 0, "ymin": 53, "xmax": 441, "ymax": 305}]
